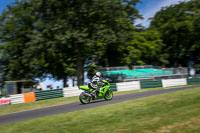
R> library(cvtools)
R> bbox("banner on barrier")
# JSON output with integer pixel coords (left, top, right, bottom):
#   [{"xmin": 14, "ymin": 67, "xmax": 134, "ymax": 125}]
[
  {"xmin": 0, "ymin": 97, "xmax": 11, "ymax": 106},
  {"xmin": 24, "ymin": 92, "xmax": 36, "ymax": 103}
]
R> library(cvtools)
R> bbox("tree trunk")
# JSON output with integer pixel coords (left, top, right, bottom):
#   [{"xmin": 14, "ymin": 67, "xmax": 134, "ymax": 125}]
[
  {"xmin": 76, "ymin": 45, "xmax": 84, "ymax": 86},
  {"xmin": 63, "ymin": 76, "xmax": 67, "ymax": 87},
  {"xmin": 77, "ymin": 60, "xmax": 84, "ymax": 86},
  {"xmin": 82, "ymin": 69, "xmax": 84, "ymax": 85},
  {"xmin": 72, "ymin": 76, "xmax": 75, "ymax": 86},
  {"xmin": 105, "ymin": 54, "xmax": 109, "ymax": 67}
]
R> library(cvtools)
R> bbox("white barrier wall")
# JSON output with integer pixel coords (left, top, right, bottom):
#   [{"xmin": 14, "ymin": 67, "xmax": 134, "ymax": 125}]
[
  {"xmin": 3, "ymin": 78, "xmax": 191, "ymax": 105},
  {"xmin": 63, "ymin": 87, "xmax": 83, "ymax": 97},
  {"xmin": 116, "ymin": 81, "xmax": 141, "ymax": 92},
  {"xmin": 162, "ymin": 78, "xmax": 187, "ymax": 88},
  {"xmin": 10, "ymin": 94, "xmax": 24, "ymax": 104}
]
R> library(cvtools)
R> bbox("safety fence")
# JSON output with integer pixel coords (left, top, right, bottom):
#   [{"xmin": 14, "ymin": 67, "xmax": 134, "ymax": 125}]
[
  {"xmin": 116, "ymin": 81, "xmax": 140, "ymax": 92},
  {"xmin": 110, "ymin": 83, "xmax": 117, "ymax": 92},
  {"xmin": 1, "ymin": 78, "xmax": 200, "ymax": 106},
  {"xmin": 0, "ymin": 97, "xmax": 11, "ymax": 106},
  {"xmin": 10, "ymin": 94, "xmax": 24, "ymax": 104},
  {"xmin": 101, "ymin": 66, "xmax": 188, "ymax": 82},
  {"xmin": 63, "ymin": 87, "xmax": 83, "ymax": 97},
  {"xmin": 35, "ymin": 89, "xmax": 63, "ymax": 101},
  {"xmin": 162, "ymin": 78, "xmax": 187, "ymax": 88},
  {"xmin": 187, "ymin": 78, "xmax": 200, "ymax": 85},
  {"xmin": 140, "ymin": 80, "xmax": 162, "ymax": 89},
  {"xmin": 24, "ymin": 92, "xmax": 36, "ymax": 103}
]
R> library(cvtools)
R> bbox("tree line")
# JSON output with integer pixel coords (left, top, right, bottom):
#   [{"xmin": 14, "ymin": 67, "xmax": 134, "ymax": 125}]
[{"xmin": 0, "ymin": 0, "xmax": 199, "ymax": 86}]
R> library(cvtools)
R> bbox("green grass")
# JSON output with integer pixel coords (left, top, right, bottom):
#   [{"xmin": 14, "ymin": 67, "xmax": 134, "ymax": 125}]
[
  {"xmin": 0, "ymin": 87, "xmax": 163, "ymax": 116},
  {"xmin": 114, "ymin": 87, "xmax": 162, "ymax": 95},
  {"xmin": 0, "ymin": 87, "xmax": 200, "ymax": 133},
  {"xmin": 0, "ymin": 96, "xmax": 78, "ymax": 116}
]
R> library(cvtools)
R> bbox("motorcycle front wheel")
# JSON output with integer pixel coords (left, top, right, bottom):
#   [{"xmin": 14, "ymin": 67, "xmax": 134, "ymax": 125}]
[
  {"xmin": 79, "ymin": 92, "xmax": 91, "ymax": 104},
  {"xmin": 104, "ymin": 90, "xmax": 113, "ymax": 100}
]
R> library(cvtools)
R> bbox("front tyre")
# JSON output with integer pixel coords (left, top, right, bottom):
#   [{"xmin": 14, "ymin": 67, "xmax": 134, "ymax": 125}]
[
  {"xmin": 104, "ymin": 90, "xmax": 113, "ymax": 100},
  {"xmin": 79, "ymin": 92, "xmax": 91, "ymax": 104}
]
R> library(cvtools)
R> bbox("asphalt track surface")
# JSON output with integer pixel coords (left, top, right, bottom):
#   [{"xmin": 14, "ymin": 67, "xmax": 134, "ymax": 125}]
[{"xmin": 0, "ymin": 85, "xmax": 200, "ymax": 125}]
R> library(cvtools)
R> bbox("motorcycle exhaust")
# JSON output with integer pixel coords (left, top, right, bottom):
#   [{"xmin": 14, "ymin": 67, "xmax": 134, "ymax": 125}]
[{"xmin": 83, "ymin": 92, "xmax": 92, "ymax": 97}]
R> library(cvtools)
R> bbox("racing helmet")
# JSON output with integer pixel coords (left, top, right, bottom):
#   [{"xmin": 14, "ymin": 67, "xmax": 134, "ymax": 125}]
[{"xmin": 96, "ymin": 72, "xmax": 101, "ymax": 77}]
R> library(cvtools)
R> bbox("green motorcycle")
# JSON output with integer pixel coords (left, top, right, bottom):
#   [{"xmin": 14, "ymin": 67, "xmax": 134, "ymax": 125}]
[{"xmin": 78, "ymin": 80, "xmax": 113, "ymax": 104}]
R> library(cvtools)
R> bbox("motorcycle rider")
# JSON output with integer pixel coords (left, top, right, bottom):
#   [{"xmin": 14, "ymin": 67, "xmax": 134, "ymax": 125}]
[{"xmin": 88, "ymin": 72, "xmax": 103, "ymax": 98}]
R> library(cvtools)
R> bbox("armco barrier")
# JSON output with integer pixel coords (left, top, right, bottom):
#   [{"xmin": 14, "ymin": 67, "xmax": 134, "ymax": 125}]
[
  {"xmin": 24, "ymin": 92, "xmax": 36, "ymax": 103},
  {"xmin": 110, "ymin": 83, "xmax": 117, "ymax": 91},
  {"xmin": 140, "ymin": 80, "xmax": 162, "ymax": 89},
  {"xmin": 63, "ymin": 87, "xmax": 83, "ymax": 97},
  {"xmin": 116, "ymin": 81, "xmax": 141, "ymax": 92},
  {"xmin": 35, "ymin": 89, "xmax": 63, "ymax": 101},
  {"xmin": 10, "ymin": 94, "xmax": 24, "ymax": 104},
  {"xmin": 3, "ymin": 78, "xmax": 197, "ymax": 105},
  {"xmin": 162, "ymin": 78, "xmax": 187, "ymax": 88},
  {"xmin": 187, "ymin": 78, "xmax": 200, "ymax": 85}
]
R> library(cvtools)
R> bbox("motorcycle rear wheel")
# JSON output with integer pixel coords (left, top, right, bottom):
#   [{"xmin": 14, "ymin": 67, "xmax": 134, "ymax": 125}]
[{"xmin": 79, "ymin": 92, "xmax": 91, "ymax": 104}]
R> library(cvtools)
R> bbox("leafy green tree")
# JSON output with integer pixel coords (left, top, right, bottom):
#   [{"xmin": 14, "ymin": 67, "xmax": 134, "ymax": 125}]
[
  {"xmin": 150, "ymin": 0, "xmax": 200, "ymax": 67},
  {"xmin": 119, "ymin": 29, "xmax": 168, "ymax": 68},
  {"xmin": 0, "ymin": 0, "xmax": 42, "ymax": 80},
  {"xmin": 0, "ymin": 0, "xmax": 142, "ymax": 86},
  {"xmin": 28, "ymin": 0, "xmax": 142, "ymax": 85}
]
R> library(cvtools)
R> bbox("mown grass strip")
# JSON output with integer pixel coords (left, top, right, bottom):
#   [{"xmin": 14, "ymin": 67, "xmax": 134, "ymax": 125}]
[
  {"xmin": 0, "ymin": 87, "xmax": 199, "ymax": 133},
  {"xmin": 0, "ymin": 85, "xmax": 197, "ymax": 116},
  {"xmin": 0, "ymin": 87, "xmax": 165, "ymax": 116}
]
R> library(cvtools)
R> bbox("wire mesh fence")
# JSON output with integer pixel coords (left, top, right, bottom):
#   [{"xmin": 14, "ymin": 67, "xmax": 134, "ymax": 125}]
[
  {"xmin": 99, "ymin": 66, "xmax": 188, "ymax": 82},
  {"xmin": 98, "ymin": 66, "xmax": 129, "ymax": 72}
]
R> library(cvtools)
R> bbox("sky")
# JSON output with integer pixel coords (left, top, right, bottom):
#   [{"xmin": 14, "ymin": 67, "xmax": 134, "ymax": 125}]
[
  {"xmin": 135, "ymin": 0, "xmax": 191, "ymax": 27},
  {"xmin": 0, "ymin": 0, "xmax": 191, "ymax": 89}
]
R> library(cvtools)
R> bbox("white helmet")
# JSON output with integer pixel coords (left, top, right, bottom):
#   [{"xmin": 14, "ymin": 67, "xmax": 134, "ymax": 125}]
[{"xmin": 96, "ymin": 72, "xmax": 101, "ymax": 77}]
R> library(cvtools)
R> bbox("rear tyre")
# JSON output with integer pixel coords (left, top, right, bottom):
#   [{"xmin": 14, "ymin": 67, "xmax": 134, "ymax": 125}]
[
  {"xmin": 79, "ymin": 92, "xmax": 91, "ymax": 104},
  {"xmin": 104, "ymin": 90, "xmax": 113, "ymax": 100}
]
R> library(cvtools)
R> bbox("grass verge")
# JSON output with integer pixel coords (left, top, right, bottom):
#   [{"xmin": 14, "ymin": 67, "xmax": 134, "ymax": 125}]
[
  {"xmin": 0, "ymin": 87, "xmax": 199, "ymax": 133},
  {"xmin": 0, "ymin": 87, "xmax": 163, "ymax": 116}
]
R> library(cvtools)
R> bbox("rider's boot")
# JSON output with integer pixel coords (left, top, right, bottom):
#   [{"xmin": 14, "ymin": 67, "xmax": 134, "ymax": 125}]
[
  {"xmin": 91, "ymin": 90, "xmax": 96, "ymax": 98},
  {"xmin": 95, "ymin": 90, "xmax": 100, "ymax": 98}
]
